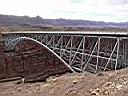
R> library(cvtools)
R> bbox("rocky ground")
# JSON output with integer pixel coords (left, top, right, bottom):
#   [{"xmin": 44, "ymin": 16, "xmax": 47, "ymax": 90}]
[{"xmin": 0, "ymin": 68, "xmax": 128, "ymax": 96}]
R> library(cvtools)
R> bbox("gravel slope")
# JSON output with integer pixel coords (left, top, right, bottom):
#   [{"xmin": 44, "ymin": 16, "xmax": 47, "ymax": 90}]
[{"xmin": 0, "ymin": 68, "xmax": 128, "ymax": 96}]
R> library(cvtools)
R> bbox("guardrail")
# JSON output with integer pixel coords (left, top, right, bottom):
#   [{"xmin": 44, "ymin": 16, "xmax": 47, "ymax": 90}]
[{"xmin": 1, "ymin": 31, "xmax": 128, "ymax": 36}]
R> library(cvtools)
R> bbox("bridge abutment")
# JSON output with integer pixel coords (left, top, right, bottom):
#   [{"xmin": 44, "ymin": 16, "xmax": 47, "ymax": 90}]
[{"xmin": 0, "ymin": 33, "xmax": 6, "ymax": 78}]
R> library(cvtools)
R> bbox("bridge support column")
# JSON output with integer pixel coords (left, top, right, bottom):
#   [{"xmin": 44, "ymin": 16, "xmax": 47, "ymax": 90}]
[
  {"xmin": 124, "ymin": 40, "xmax": 128, "ymax": 67},
  {"xmin": 115, "ymin": 38, "xmax": 120, "ymax": 70}
]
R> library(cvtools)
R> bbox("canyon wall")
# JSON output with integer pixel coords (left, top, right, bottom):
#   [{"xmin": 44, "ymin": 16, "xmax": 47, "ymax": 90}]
[{"xmin": 0, "ymin": 39, "xmax": 70, "ymax": 81}]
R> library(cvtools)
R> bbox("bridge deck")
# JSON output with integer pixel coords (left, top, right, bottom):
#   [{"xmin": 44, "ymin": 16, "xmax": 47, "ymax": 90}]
[{"xmin": 2, "ymin": 31, "xmax": 128, "ymax": 36}]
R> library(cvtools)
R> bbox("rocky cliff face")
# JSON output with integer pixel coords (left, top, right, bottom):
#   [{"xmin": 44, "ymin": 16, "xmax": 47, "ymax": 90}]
[
  {"xmin": 0, "ymin": 39, "xmax": 70, "ymax": 82},
  {"xmin": 0, "ymin": 34, "xmax": 5, "ymax": 78}
]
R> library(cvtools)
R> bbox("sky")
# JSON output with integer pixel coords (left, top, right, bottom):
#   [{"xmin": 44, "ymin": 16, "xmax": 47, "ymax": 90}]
[{"xmin": 0, "ymin": 0, "xmax": 128, "ymax": 22}]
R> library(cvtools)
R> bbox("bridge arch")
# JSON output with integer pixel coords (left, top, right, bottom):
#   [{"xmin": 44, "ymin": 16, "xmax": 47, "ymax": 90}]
[
  {"xmin": 6, "ymin": 37, "xmax": 74, "ymax": 81},
  {"xmin": 10, "ymin": 37, "xmax": 74, "ymax": 72}
]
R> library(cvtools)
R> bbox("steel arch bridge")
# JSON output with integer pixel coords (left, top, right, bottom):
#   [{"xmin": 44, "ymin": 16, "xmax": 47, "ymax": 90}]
[{"xmin": 3, "ymin": 31, "xmax": 128, "ymax": 73}]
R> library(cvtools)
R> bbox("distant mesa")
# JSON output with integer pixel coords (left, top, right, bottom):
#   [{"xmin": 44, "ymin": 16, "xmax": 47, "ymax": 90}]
[{"xmin": 0, "ymin": 14, "xmax": 128, "ymax": 31}]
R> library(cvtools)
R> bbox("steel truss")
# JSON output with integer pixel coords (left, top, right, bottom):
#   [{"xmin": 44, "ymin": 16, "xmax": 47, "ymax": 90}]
[{"xmin": 3, "ymin": 33, "xmax": 128, "ymax": 73}]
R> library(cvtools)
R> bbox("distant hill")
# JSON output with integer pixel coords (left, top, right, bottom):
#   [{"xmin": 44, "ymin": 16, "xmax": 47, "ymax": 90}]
[{"xmin": 0, "ymin": 14, "xmax": 128, "ymax": 30}]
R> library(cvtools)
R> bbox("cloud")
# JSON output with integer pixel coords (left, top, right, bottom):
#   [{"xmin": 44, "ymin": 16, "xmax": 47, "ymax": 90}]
[
  {"xmin": 69, "ymin": 0, "xmax": 85, "ymax": 4},
  {"xmin": 109, "ymin": 0, "xmax": 128, "ymax": 5},
  {"xmin": 0, "ymin": 0, "xmax": 128, "ymax": 22}
]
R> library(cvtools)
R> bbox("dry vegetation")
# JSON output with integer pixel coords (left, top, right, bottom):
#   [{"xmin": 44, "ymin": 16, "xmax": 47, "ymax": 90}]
[{"xmin": 0, "ymin": 26, "xmax": 128, "ymax": 32}]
